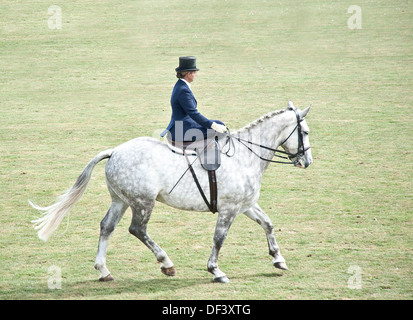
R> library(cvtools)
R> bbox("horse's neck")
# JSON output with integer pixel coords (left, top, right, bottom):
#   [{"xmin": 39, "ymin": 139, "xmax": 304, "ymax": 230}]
[{"xmin": 234, "ymin": 112, "xmax": 287, "ymax": 174}]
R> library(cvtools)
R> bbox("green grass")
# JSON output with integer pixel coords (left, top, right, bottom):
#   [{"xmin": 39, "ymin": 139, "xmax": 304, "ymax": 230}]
[{"xmin": 1, "ymin": 0, "xmax": 412, "ymax": 299}]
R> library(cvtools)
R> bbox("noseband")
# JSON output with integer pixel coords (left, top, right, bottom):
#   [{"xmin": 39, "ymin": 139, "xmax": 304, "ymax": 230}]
[{"xmin": 227, "ymin": 109, "xmax": 310, "ymax": 165}]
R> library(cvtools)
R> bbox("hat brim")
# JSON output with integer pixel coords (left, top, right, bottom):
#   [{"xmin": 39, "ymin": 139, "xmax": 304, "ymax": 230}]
[{"xmin": 175, "ymin": 67, "xmax": 199, "ymax": 72}]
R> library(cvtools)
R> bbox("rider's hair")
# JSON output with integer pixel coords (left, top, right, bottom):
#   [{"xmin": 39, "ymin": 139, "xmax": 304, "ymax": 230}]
[{"xmin": 176, "ymin": 71, "xmax": 191, "ymax": 79}]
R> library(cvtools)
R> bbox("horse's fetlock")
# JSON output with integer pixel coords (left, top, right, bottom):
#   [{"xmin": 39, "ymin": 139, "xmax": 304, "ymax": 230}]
[
  {"xmin": 155, "ymin": 251, "xmax": 168, "ymax": 263},
  {"xmin": 207, "ymin": 262, "xmax": 217, "ymax": 273},
  {"xmin": 94, "ymin": 262, "xmax": 106, "ymax": 273}
]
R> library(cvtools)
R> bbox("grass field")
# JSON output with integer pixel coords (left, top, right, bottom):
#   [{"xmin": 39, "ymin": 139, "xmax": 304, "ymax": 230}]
[{"xmin": 1, "ymin": 0, "xmax": 412, "ymax": 300}]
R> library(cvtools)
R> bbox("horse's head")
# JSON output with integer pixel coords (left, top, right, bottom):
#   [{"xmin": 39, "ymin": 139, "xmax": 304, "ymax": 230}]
[{"xmin": 280, "ymin": 101, "xmax": 313, "ymax": 169}]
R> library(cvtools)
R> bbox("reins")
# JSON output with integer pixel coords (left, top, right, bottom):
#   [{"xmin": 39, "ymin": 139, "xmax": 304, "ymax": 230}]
[
  {"xmin": 223, "ymin": 109, "xmax": 310, "ymax": 165},
  {"xmin": 230, "ymin": 135, "xmax": 295, "ymax": 164}
]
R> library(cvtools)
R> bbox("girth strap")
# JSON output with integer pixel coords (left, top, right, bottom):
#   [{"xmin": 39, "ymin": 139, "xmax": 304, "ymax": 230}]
[{"xmin": 183, "ymin": 148, "xmax": 218, "ymax": 214}]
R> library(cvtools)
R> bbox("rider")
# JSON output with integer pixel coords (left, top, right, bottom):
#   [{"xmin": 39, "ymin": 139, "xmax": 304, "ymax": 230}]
[{"xmin": 161, "ymin": 56, "xmax": 227, "ymax": 142}]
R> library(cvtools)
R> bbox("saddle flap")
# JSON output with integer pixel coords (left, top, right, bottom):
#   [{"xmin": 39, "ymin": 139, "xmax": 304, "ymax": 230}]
[{"xmin": 201, "ymin": 140, "xmax": 221, "ymax": 171}]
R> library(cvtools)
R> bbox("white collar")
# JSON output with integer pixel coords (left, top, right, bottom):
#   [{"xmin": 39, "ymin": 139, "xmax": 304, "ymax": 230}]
[{"xmin": 180, "ymin": 78, "xmax": 191, "ymax": 88}]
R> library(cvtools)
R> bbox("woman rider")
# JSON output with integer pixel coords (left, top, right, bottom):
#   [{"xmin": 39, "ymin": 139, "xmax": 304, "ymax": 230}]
[{"xmin": 161, "ymin": 56, "xmax": 227, "ymax": 142}]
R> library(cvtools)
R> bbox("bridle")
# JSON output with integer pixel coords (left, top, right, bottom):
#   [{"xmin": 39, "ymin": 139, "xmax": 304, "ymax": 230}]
[{"xmin": 225, "ymin": 109, "xmax": 310, "ymax": 165}]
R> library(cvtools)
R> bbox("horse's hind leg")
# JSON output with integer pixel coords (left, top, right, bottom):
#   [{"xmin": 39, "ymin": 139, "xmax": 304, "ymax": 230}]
[
  {"xmin": 244, "ymin": 203, "xmax": 288, "ymax": 270},
  {"xmin": 128, "ymin": 202, "xmax": 175, "ymax": 277},
  {"xmin": 94, "ymin": 199, "xmax": 129, "ymax": 281}
]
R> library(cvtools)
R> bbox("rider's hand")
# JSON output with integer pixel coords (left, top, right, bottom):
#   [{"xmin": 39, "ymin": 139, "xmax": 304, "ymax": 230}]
[{"xmin": 211, "ymin": 122, "xmax": 228, "ymax": 134}]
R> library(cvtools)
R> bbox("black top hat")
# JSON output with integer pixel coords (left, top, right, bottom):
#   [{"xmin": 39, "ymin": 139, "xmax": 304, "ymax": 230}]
[{"xmin": 175, "ymin": 56, "xmax": 199, "ymax": 72}]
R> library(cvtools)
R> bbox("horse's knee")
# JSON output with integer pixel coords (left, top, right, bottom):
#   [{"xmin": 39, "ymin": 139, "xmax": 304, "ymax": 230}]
[
  {"xmin": 129, "ymin": 224, "xmax": 147, "ymax": 241},
  {"xmin": 128, "ymin": 224, "xmax": 139, "ymax": 237}
]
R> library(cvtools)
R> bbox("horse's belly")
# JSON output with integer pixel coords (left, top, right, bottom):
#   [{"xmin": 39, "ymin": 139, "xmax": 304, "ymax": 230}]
[{"xmin": 156, "ymin": 191, "xmax": 210, "ymax": 212}]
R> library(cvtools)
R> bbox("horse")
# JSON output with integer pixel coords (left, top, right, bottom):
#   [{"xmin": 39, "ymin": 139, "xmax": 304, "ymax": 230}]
[{"xmin": 30, "ymin": 101, "xmax": 312, "ymax": 283}]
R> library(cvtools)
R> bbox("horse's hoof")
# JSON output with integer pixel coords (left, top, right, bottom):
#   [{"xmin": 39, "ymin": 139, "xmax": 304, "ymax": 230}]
[
  {"xmin": 213, "ymin": 276, "xmax": 230, "ymax": 283},
  {"xmin": 161, "ymin": 266, "xmax": 176, "ymax": 277},
  {"xmin": 99, "ymin": 274, "xmax": 114, "ymax": 282},
  {"xmin": 274, "ymin": 262, "xmax": 288, "ymax": 270}
]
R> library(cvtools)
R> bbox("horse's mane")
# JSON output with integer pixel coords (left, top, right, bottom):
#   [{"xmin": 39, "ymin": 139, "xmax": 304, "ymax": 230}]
[{"xmin": 237, "ymin": 108, "xmax": 286, "ymax": 133}]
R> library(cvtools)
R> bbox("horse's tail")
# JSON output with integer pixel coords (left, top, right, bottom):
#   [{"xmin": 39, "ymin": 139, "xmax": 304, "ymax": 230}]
[{"xmin": 29, "ymin": 149, "xmax": 113, "ymax": 241}]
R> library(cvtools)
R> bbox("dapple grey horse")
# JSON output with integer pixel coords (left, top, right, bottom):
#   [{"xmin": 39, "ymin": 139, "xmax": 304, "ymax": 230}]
[{"xmin": 30, "ymin": 101, "xmax": 312, "ymax": 283}]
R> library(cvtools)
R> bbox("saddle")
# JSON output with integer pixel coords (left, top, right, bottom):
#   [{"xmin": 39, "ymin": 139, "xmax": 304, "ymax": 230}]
[{"xmin": 166, "ymin": 133, "xmax": 221, "ymax": 213}]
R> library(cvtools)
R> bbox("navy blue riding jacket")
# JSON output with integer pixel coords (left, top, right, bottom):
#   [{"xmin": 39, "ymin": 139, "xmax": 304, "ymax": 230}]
[{"xmin": 161, "ymin": 79, "xmax": 222, "ymax": 141}]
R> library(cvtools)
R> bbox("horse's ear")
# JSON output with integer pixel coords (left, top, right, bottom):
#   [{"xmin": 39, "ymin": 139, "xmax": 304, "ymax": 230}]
[
  {"xmin": 299, "ymin": 105, "xmax": 311, "ymax": 119},
  {"xmin": 287, "ymin": 101, "xmax": 295, "ymax": 110}
]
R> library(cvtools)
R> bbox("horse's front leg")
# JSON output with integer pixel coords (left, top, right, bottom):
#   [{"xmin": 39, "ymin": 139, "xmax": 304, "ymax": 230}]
[
  {"xmin": 207, "ymin": 212, "xmax": 236, "ymax": 283},
  {"xmin": 244, "ymin": 203, "xmax": 288, "ymax": 270}
]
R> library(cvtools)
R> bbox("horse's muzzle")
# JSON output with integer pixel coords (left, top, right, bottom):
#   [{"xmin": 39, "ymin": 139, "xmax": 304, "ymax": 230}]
[{"xmin": 295, "ymin": 156, "xmax": 312, "ymax": 169}]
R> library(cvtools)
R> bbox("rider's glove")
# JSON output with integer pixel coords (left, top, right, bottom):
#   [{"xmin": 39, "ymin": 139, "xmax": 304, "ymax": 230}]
[{"xmin": 211, "ymin": 122, "xmax": 228, "ymax": 134}]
